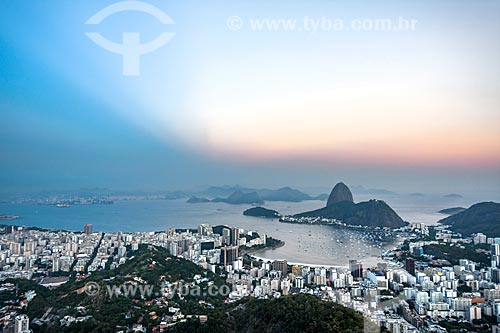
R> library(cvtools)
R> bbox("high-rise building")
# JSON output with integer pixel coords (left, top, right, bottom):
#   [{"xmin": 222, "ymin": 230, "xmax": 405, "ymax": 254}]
[
  {"xmin": 84, "ymin": 224, "xmax": 92, "ymax": 235},
  {"xmin": 178, "ymin": 239, "xmax": 189, "ymax": 252},
  {"xmin": 492, "ymin": 244, "xmax": 500, "ymax": 268},
  {"xmin": 52, "ymin": 255, "xmax": 60, "ymax": 272},
  {"xmin": 231, "ymin": 228, "xmax": 240, "ymax": 246},
  {"xmin": 329, "ymin": 268, "xmax": 338, "ymax": 281},
  {"xmin": 23, "ymin": 241, "xmax": 32, "ymax": 253},
  {"xmin": 350, "ymin": 260, "xmax": 363, "ymax": 279},
  {"xmin": 169, "ymin": 242, "xmax": 178, "ymax": 256},
  {"xmin": 349, "ymin": 260, "xmax": 357, "ymax": 274},
  {"xmin": 10, "ymin": 242, "xmax": 21, "ymax": 255},
  {"xmin": 14, "ymin": 314, "xmax": 29, "ymax": 333},
  {"xmin": 200, "ymin": 241, "xmax": 215, "ymax": 251},
  {"xmin": 292, "ymin": 265, "xmax": 302, "ymax": 278},
  {"xmin": 222, "ymin": 228, "xmax": 231, "ymax": 246},
  {"xmin": 6, "ymin": 225, "xmax": 15, "ymax": 234},
  {"xmin": 272, "ymin": 259, "xmax": 288, "ymax": 277},
  {"xmin": 198, "ymin": 224, "xmax": 212, "ymax": 236},
  {"xmin": 473, "ymin": 233, "xmax": 487, "ymax": 244},
  {"xmin": 117, "ymin": 246, "xmax": 127, "ymax": 257},
  {"xmin": 492, "ymin": 256, "xmax": 500, "ymax": 268},
  {"xmin": 220, "ymin": 246, "xmax": 239, "ymax": 267},
  {"xmin": 294, "ymin": 275, "xmax": 304, "ymax": 288},
  {"xmin": 466, "ymin": 305, "xmax": 482, "ymax": 322},
  {"xmin": 405, "ymin": 258, "xmax": 416, "ymax": 275},
  {"xmin": 492, "ymin": 268, "xmax": 500, "ymax": 284},
  {"xmin": 355, "ymin": 262, "xmax": 364, "ymax": 279}
]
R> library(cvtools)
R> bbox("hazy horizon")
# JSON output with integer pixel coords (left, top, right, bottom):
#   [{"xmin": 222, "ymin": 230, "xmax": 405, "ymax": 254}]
[{"xmin": 2, "ymin": 179, "xmax": 499, "ymax": 201}]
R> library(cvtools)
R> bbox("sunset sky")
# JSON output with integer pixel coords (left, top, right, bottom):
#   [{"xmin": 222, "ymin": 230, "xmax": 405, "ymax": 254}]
[{"xmin": 1, "ymin": 0, "xmax": 499, "ymax": 195}]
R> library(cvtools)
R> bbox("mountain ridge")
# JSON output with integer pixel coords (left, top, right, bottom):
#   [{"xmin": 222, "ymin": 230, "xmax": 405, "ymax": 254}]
[{"xmin": 439, "ymin": 202, "xmax": 500, "ymax": 237}]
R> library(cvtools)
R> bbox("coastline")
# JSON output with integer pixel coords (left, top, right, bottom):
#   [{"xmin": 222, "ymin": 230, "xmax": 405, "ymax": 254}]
[
  {"xmin": 241, "ymin": 240, "xmax": 285, "ymax": 256},
  {"xmin": 0, "ymin": 215, "xmax": 20, "ymax": 221},
  {"xmin": 249, "ymin": 254, "xmax": 350, "ymax": 269},
  {"xmin": 279, "ymin": 216, "xmax": 399, "ymax": 234}
]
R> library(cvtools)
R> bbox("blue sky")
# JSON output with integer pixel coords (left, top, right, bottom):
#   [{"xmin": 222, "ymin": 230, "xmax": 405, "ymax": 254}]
[{"xmin": 1, "ymin": 0, "xmax": 499, "ymax": 196}]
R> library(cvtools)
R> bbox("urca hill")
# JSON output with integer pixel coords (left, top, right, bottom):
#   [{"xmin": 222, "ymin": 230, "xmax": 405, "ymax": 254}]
[{"xmin": 296, "ymin": 182, "xmax": 406, "ymax": 228}]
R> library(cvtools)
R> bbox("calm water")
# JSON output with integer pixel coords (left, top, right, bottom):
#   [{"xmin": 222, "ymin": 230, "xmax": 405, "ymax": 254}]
[{"xmin": 0, "ymin": 193, "xmax": 490, "ymax": 266}]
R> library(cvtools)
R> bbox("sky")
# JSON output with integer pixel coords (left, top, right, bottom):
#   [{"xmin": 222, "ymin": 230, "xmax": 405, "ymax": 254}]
[{"xmin": 0, "ymin": 0, "xmax": 499, "ymax": 197}]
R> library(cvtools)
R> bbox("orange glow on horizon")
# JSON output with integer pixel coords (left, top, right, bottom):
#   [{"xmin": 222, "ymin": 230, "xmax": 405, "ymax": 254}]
[{"xmin": 196, "ymin": 129, "xmax": 500, "ymax": 169}]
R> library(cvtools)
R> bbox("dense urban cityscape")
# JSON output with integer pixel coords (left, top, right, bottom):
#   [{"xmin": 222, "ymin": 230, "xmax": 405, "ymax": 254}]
[{"xmin": 1, "ymin": 217, "xmax": 500, "ymax": 332}]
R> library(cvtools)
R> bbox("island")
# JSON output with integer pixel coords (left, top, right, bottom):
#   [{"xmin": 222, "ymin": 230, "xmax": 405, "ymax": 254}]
[
  {"xmin": 243, "ymin": 206, "xmax": 281, "ymax": 218},
  {"xmin": 295, "ymin": 182, "xmax": 407, "ymax": 228}
]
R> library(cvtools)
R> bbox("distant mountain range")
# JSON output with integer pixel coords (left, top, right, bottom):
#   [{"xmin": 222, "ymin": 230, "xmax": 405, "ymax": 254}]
[
  {"xmin": 187, "ymin": 191, "xmax": 264, "ymax": 205},
  {"xmin": 349, "ymin": 185, "xmax": 397, "ymax": 196},
  {"xmin": 257, "ymin": 187, "xmax": 318, "ymax": 202},
  {"xmin": 439, "ymin": 202, "xmax": 500, "ymax": 237},
  {"xmin": 212, "ymin": 191, "xmax": 264, "ymax": 205},
  {"xmin": 203, "ymin": 186, "xmax": 326, "ymax": 202},
  {"xmin": 296, "ymin": 182, "xmax": 407, "ymax": 228},
  {"xmin": 189, "ymin": 186, "xmax": 327, "ymax": 204}
]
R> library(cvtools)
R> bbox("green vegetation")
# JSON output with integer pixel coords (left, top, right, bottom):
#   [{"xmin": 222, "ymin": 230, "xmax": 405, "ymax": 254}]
[
  {"xmin": 172, "ymin": 293, "xmax": 374, "ymax": 333},
  {"xmin": 439, "ymin": 202, "xmax": 500, "ymax": 237},
  {"xmin": 5, "ymin": 245, "xmax": 227, "ymax": 332},
  {"xmin": 243, "ymin": 206, "xmax": 280, "ymax": 218},
  {"xmin": 423, "ymin": 243, "xmax": 490, "ymax": 267}
]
